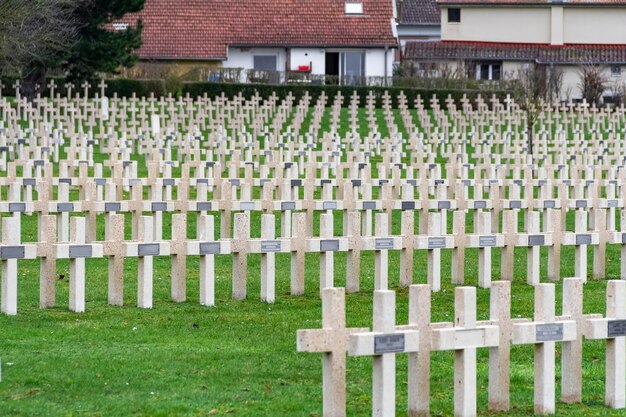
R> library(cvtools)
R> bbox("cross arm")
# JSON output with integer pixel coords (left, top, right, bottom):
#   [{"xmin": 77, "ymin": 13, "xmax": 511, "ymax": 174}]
[
  {"xmin": 431, "ymin": 325, "xmax": 499, "ymax": 351},
  {"xmin": 512, "ymin": 320, "xmax": 577, "ymax": 344}
]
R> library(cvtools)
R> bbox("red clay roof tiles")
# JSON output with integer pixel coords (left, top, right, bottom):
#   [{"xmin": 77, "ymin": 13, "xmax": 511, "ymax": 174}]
[{"xmin": 121, "ymin": 0, "xmax": 398, "ymax": 60}]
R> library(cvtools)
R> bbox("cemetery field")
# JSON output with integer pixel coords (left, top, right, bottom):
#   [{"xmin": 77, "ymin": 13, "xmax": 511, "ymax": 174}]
[
  {"xmin": 1, "ymin": 93, "xmax": 626, "ymax": 417},
  {"xmin": 0, "ymin": 211, "xmax": 623, "ymax": 416}
]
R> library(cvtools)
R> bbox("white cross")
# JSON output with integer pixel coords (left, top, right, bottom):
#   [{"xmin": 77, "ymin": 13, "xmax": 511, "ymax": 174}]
[
  {"xmin": 297, "ymin": 288, "xmax": 368, "ymax": 417},
  {"xmin": 432, "ymin": 287, "xmax": 499, "ymax": 417},
  {"xmin": 584, "ymin": 280, "xmax": 626, "ymax": 409},
  {"xmin": 349, "ymin": 290, "xmax": 419, "ymax": 417},
  {"xmin": 512, "ymin": 284, "xmax": 577, "ymax": 415}
]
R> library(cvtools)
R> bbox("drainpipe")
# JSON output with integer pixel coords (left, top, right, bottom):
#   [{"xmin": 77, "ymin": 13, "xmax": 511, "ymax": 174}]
[{"xmin": 384, "ymin": 45, "xmax": 389, "ymax": 87}]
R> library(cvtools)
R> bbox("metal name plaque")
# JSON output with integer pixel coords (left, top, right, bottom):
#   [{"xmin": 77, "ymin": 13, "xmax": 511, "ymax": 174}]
[
  {"xmin": 69, "ymin": 245, "xmax": 93, "ymax": 258},
  {"xmin": 607, "ymin": 200, "xmax": 619, "ymax": 208},
  {"xmin": 22, "ymin": 178, "xmax": 36, "ymax": 186},
  {"xmin": 622, "ymin": 233, "xmax": 626, "ymax": 244},
  {"xmin": 9, "ymin": 203, "xmax": 26, "ymax": 213},
  {"xmin": 576, "ymin": 200, "xmax": 587, "ymax": 209},
  {"xmin": 544, "ymin": 200, "xmax": 556, "ymax": 209},
  {"xmin": 428, "ymin": 237, "xmax": 447, "ymax": 249},
  {"xmin": 374, "ymin": 334, "xmax": 405, "ymax": 354},
  {"xmin": 474, "ymin": 201, "xmax": 487, "ymax": 209},
  {"xmin": 240, "ymin": 202, "xmax": 255, "ymax": 211},
  {"xmin": 576, "ymin": 234, "xmax": 592, "ymax": 245},
  {"xmin": 509, "ymin": 200, "xmax": 522, "ymax": 209},
  {"xmin": 323, "ymin": 201, "xmax": 338, "ymax": 210},
  {"xmin": 199, "ymin": 242, "xmax": 221, "ymax": 255},
  {"xmin": 528, "ymin": 235, "xmax": 545, "ymax": 246},
  {"xmin": 138, "ymin": 243, "xmax": 160, "ymax": 257},
  {"xmin": 536, "ymin": 323, "xmax": 564, "ymax": 342},
  {"xmin": 105, "ymin": 202, "xmax": 121, "ymax": 212},
  {"xmin": 229, "ymin": 179, "xmax": 241, "ymax": 186},
  {"xmin": 57, "ymin": 203, "xmax": 74, "ymax": 212},
  {"xmin": 607, "ymin": 320, "xmax": 626, "ymax": 338},
  {"xmin": 281, "ymin": 202, "xmax": 296, "ymax": 211},
  {"xmin": 261, "ymin": 241, "xmax": 281, "ymax": 253},
  {"xmin": 59, "ymin": 178, "xmax": 72, "ymax": 185},
  {"xmin": 363, "ymin": 201, "xmax": 377, "ymax": 210},
  {"xmin": 401, "ymin": 201, "xmax": 415, "ymax": 210},
  {"xmin": 320, "ymin": 239, "xmax": 340, "ymax": 252},
  {"xmin": 197, "ymin": 202, "xmax": 212, "ymax": 211},
  {"xmin": 291, "ymin": 179, "xmax": 302, "ymax": 187},
  {"xmin": 479, "ymin": 236, "xmax": 497, "ymax": 247},
  {"xmin": 152, "ymin": 202, "xmax": 167, "ymax": 212},
  {"xmin": 0, "ymin": 246, "xmax": 25, "ymax": 259},
  {"xmin": 94, "ymin": 178, "xmax": 107, "ymax": 186},
  {"xmin": 163, "ymin": 179, "xmax": 175, "ymax": 186},
  {"xmin": 351, "ymin": 179, "xmax": 361, "ymax": 187},
  {"xmin": 438, "ymin": 201, "xmax": 451, "ymax": 210},
  {"xmin": 375, "ymin": 238, "xmax": 394, "ymax": 250}
]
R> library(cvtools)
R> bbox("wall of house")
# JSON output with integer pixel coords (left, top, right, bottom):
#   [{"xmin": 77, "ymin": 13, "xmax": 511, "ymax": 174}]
[
  {"xmin": 123, "ymin": 61, "xmax": 222, "ymax": 79},
  {"xmin": 223, "ymin": 47, "xmax": 288, "ymax": 72},
  {"xmin": 563, "ymin": 8, "xmax": 626, "ymax": 44},
  {"xmin": 290, "ymin": 49, "xmax": 326, "ymax": 75},
  {"xmin": 441, "ymin": 7, "xmax": 551, "ymax": 44}
]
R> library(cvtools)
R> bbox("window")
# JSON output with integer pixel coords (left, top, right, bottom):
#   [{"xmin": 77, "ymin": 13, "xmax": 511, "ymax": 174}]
[
  {"xmin": 472, "ymin": 61, "xmax": 502, "ymax": 81},
  {"xmin": 448, "ymin": 8, "xmax": 461, "ymax": 23},
  {"xmin": 112, "ymin": 23, "xmax": 129, "ymax": 31},
  {"xmin": 341, "ymin": 52, "xmax": 365, "ymax": 85},
  {"xmin": 611, "ymin": 65, "xmax": 622, "ymax": 76},
  {"xmin": 253, "ymin": 55, "xmax": 277, "ymax": 71},
  {"xmin": 345, "ymin": 2, "xmax": 364, "ymax": 14}
]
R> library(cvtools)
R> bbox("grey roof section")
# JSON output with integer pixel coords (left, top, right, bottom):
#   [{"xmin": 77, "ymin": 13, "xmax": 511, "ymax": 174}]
[{"xmin": 400, "ymin": 0, "xmax": 441, "ymax": 24}]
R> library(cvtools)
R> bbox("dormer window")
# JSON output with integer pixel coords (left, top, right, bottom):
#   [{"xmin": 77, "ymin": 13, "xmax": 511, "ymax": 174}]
[{"xmin": 345, "ymin": 2, "xmax": 364, "ymax": 15}]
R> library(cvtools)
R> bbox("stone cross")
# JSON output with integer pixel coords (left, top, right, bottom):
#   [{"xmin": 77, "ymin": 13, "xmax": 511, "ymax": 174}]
[
  {"xmin": 320, "ymin": 213, "xmax": 335, "ymax": 293},
  {"xmin": 55, "ymin": 217, "xmax": 104, "ymax": 312},
  {"xmin": 516, "ymin": 211, "xmax": 553, "ymax": 286},
  {"xmin": 432, "ymin": 287, "xmax": 499, "ymax": 417},
  {"xmin": 584, "ymin": 280, "xmax": 626, "ymax": 409},
  {"xmin": 232, "ymin": 212, "xmax": 250, "ymax": 300},
  {"xmin": 297, "ymin": 288, "xmax": 368, "ymax": 417},
  {"xmin": 98, "ymin": 79, "xmax": 108, "ymax": 98},
  {"xmin": 349, "ymin": 290, "xmax": 419, "ymax": 417},
  {"xmin": 374, "ymin": 213, "xmax": 390, "ymax": 290},
  {"xmin": 1, "ymin": 217, "xmax": 36, "ymax": 315},
  {"xmin": 170, "ymin": 213, "xmax": 188, "ymax": 302},
  {"xmin": 290, "ymin": 212, "xmax": 306, "ymax": 295},
  {"xmin": 104, "ymin": 213, "xmax": 125, "ymax": 306},
  {"xmin": 37, "ymin": 215, "xmax": 57, "ymax": 308},
  {"xmin": 557, "ymin": 278, "xmax": 599, "ymax": 404},
  {"xmin": 47, "ymin": 79, "xmax": 56, "ymax": 99},
  {"xmin": 260, "ymin": 214, "xmax": 276, "ymax": 303},
  {"xmin": 137, "ymin": 216, "xmax": 155, "ymax": 308},
  {"xmin": 512, "ymin": 284, "xmax": 577, "ymax": 415}
]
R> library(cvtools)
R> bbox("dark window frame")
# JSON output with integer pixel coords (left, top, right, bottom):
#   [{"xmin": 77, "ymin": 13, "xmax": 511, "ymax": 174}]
[{"xmin": 448, "ymin": 8, "xmax": 461, "ymax": 23}]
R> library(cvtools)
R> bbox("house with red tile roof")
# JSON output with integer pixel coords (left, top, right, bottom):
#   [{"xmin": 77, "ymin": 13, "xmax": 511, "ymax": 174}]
[
  {"xmin": 404, "ymin": 0, "xmax": 626, "ymax": 100},
  {"xmin": 117, "ymin": 0, "xmax": 398, "ymax": 85},
  {"xmin": 396, "ymin": 0, "xmax": 441, "ymax": 60}
]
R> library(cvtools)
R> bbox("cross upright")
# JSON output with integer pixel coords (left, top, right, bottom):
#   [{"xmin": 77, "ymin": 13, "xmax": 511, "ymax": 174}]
[
  {"xmin": 512, "ymin": 284, "xmax": 577, "ymax": 415},
  {"xmin": 13, "ymin": 80, "xmax": 20, "ymax": 100},
  {"xmin": 297, "ymin": 288, "xmax": 368, "ymax": 417},
  {"xmin": 1, "ymin": 217, "xmax": 37, "ymax": 315},
  {"xmin": 65, "ymin": 82, "xmax": 75, "ymax": 98},
  {"xmin": 584, "ymin": 280, "xmax": 626, "ymax": 409},
  {"xmin": 98, "ymin": 79, "xmax": 108, "ymax": 98},
  {"xmin": 349, "ymin": 290, "xmax": 419, "ymax": 417},
  {"xmin": 432, "ymin": 287, "xmax": 499, "ymax": 417},
  {"xmin": 47, "ymin": 79, "xmax": 56, "ymax": 99}
]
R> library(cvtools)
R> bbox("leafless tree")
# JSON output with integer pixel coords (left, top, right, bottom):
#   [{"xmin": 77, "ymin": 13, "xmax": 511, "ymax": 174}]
[
  {"xmin": 0, "ymin": 0, "xmax": 82, "ymax": 99},
  {"xmin": 513, "ymin": 64, "xmax": 544, "ymax": 155},
  {"xmin": 578, "ymin": 64, "xmax": 608, "ymax": 106}
]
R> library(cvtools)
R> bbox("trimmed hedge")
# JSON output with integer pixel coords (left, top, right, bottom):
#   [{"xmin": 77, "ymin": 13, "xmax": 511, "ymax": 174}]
[
  {"xmin": 181, "ymin": 82, "xmax": 509, "ymax": 109},
  {"xmin": 1, "ymin": 76, "xmax": 508, "ymax": 109}
]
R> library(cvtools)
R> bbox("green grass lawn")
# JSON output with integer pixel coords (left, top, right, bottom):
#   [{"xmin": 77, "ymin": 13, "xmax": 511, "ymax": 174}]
[{"xmin": 0, "ymin": 103, "xmax": 624, "ymax": 416}]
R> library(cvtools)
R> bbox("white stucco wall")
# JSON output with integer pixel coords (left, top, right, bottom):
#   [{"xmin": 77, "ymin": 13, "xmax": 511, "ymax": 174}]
[
  {"xmin": 564, "ymin": 8, "xmax": 626, "ymax": 44},
  {"xmin": 441, "ymin": 7, "xmax": 551, "ymax": 44},
  {"xmin": 290, "ymin": 48, "xmax": 326, "ymax": 75},
  {"xmin": 223, "ymin": 46, "xmax": 394, "ymax": 81},
  {"xmin": 223, "ymin": 47, "xmax": 288, "ymax": 72}
]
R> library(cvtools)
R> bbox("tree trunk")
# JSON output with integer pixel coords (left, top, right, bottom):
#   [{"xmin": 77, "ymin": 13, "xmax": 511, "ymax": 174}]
[
  {"xmin": 527, "ymin": 125, "xmax": 534, "ymax": 155},
  {"xmin": 21, "ymin": 65, "xmax": 46, "ymax": 102}
]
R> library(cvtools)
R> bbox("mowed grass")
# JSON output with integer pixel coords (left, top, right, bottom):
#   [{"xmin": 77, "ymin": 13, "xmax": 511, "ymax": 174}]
[{"xmin": 0, "ymin": 104, "xmax": 624, "ymax": 416}]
